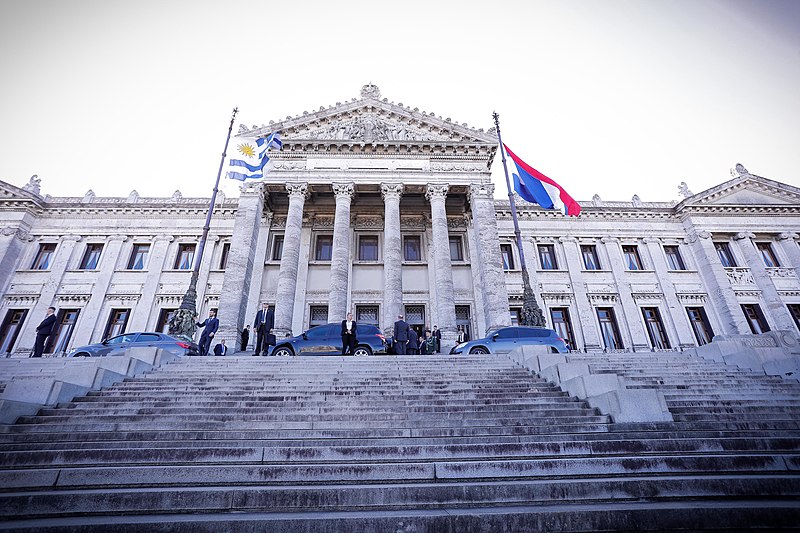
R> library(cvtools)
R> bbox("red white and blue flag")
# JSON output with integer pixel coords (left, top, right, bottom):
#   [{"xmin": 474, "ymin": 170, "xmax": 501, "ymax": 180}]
[{"xmin": 503, "ymin": 144, "xmax": 581, "ymax": 216}]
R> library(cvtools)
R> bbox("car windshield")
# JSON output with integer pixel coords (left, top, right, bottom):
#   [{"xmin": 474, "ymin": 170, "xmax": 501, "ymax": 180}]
[{"xmin": 484, "ymin": 328, "xmax": 500, "ymax": 338}]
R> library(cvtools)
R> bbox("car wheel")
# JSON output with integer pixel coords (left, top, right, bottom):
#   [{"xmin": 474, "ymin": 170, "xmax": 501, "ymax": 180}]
[
  {"xmin": 353, "ymin": 346, "xmax": 372, "ymax": 357},
  {"xmin": 469, "ymin": 347, "xmax": 489, "ymax": 355},
  {"xmin": 273, "ymin": 346, "xmax": 294, "ymax": 357}
]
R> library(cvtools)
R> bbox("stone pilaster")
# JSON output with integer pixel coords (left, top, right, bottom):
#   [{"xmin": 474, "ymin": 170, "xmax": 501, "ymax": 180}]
[
  {"xmin": 274, "ymin": 182, "xmax": 308, "ymax": 337},
  {"xmin": 469, "ymin": 183, "xmax": 511, "ymax": 335},
  {"xmin": 733, "ymin": 232, "xmax": 796, "ymax": 331},
  {"xmin": 17, "ymin": 235, "xmax": 82, "ymax": 352},
  {"xmin": 426, "ymin": 183, "xmax": 457, "ymax": 347},
  {"xmin": 777, "ymin": 232, "xmax": 800, "ymax": 271},
  {"xmin": 0, "ymin": 225, "xmax": 30, "ymax": 297},
  {"xmin": 601, "ymin": 237, "xmax": 649, "ymax": 351},
  {"xmin": 328, "ymin": 182, "xmax": 355, "ymax": 323},
  {"xmin": 684, "ymin": 229, "xmax": 750, "ymax": 335},
  {"xmin": 73, "ymin": 235, "xmax": 129, "ymax": 345},
  {"xmin": 126, "ymin": 235, "xmax": 174, "ymax": 334},
  {"xmin": 381, "ymin": 183, "xmax": 403, "ymax": 333},
  {"xmin": 643, "ymin": 238, "xmax": 697, "ymax": 348},
  {"xmin": 559, "ymin": 237, "xmax": 602, "ymax": 351}
]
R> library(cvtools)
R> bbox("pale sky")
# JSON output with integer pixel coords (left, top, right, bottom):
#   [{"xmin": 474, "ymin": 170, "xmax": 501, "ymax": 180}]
[{"xmin": 1, "ymin": 0, "xmax": 798, "ymax": 204}]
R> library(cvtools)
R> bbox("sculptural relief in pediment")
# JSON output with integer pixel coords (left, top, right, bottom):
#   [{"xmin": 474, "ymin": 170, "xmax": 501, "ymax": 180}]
[{"xmin": 302, "ymin": 113, "xmax": 446, "ymax": 143}]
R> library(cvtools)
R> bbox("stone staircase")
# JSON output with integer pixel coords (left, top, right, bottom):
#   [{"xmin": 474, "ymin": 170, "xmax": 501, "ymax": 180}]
[{"xmin": 0, "ymin": 354, "xmax": 799, "ymax": 531}]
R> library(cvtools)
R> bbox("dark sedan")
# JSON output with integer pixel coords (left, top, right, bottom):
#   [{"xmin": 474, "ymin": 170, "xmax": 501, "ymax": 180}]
[
  {"xmin": 450, "ymin": 326, "xmax": 568, "ymax": 355},
  {"xmin": 66, "ymin": 332, "xmax": 199, "ymax": 357},
  {"xmin": 269, "ymin": 323, "xmax": 389, "ymax": 357}
]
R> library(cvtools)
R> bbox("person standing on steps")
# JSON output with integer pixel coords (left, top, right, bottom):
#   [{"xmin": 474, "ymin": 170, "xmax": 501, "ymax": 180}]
[
  {"xmin": 195, "ymin": 309, "xmax": 219, "ymax": 357},
  {"xmin": 213, "ymin": 339, "xmax": 228, "ymax": 356},
  {"xmin": 253, "ymin": 303, "xmax": 274, "ymax": 356},
  {"xmin": 32, "ymin": 306, "xmax": 57, "ymax": 358},
  {"xmin": 432, "ymin": 325, "xmax": 442, "ymax": 353},
  {"xmin": 393, "ymin": 314, "xmax": 411, "ymax": 355},
  {"xmin": 240, "ymin": 325, "xmax": 250, "ymax": 352},
  {"xmin": 341, "ymin": 312, "xmax": 357, "ymax": 355}
]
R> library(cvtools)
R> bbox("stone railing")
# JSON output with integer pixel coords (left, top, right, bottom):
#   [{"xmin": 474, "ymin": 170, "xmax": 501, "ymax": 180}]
[
  {"xmin": 766, "ymin": 267, "xmax": 797, "ymax": 279},
  {"xmin": 725, "ymin": 267, "xmax": 755, "ymax": 286}
]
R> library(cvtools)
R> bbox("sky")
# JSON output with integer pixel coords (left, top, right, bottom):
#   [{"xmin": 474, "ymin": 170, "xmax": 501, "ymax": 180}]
[{"xmin": 1, "ymin": 0, "xmax": 798, "ymax": 204}]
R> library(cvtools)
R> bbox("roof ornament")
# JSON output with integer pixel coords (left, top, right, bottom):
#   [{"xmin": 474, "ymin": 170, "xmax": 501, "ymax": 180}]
[
  {"xmin": 731, "ymin": 163, "xmax": 749, "ymax": 177},
  {"xmin": 678, "ymin": 182, "xmax": 693, "ymax": 198},
  {"xmin": 22, "ymin": 175, "xmax": 41, "ymax": 196},
  {"xmin": 360, "ymin": 83, "xmax": 381, "ymax": 99}
]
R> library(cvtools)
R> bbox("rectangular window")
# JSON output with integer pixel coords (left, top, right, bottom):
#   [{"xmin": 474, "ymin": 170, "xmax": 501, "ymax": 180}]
[
  {"xmin": 174, "ymin": 244, "xmax": 196, "ymax": 270},
  {"xmin": 449, "ymin": 236, "xmax": 464, "ymax": 262},
  {"xmin": 309, "ymin": 305, "xmax": 328, "ymax": 328},
  {"xmin": 356, "ymin": 305, "xmax": 379, "ymax": 327},
  {"xmin": 358, "ymin": 235, "xmax": 379, "ymax": 262},
  {"xmin": 0, "ymin": 309, "xmax": 28, "ymax": 354},
  {"xmin": 500, "ymin": 244, "xmax": 515, "ymax": 270},
  {"xmin": 622, "ymin": 245, "xmax": 643, "ymax": 270},
  {"xmin": 271, "ymin": 235, "xmax": 284, "ymax": 261},
  {"xmin": 79, "ymin": 244, "xmax": 103, "ymax": 270},
  {"xmin": 788, "ymin": 304, "xmax": 800, "ymax": 332},
  {"xmin": 219, "ymin": 243, "xmax": 230, "ymax": 270},
  {"xmin": 156, "ymin": 308, "xmax": 177, "ymax": 334},
  {"xmin": 538, "ymin": 244, "xmax": 558, "ymax": 270},
  {"xmin": 686, "ymin": 307, "xmax": 714, "ymax": 346},
  {"xmin": 127, "ymin": 244, "xmax": 150, "ymax": 270},
  {"xmin": 642, "ymin": 307, "xmax": 670, "ymax": 349},
  {"xmin": 31, "ymin": 243, "xmax": 56, "ymax": 270},
  {"xmin": 510, "ymin": 308, "xmax": 521, "ymax": 326},
  {"xmin": 550, "ymin": 307, "xmax": 575, "ymax": 351},
  {"xmin": 315, "ymin": 235, "xmax": 333, "ymax": 261},
  {"xmin": 455, "ymin": 305, "xmax": 472, "ymax": 341},
  {"xmin": 404, "ymin": 305, "xmax": 425, "ymax": 328},
  {"xmin": 51, "ymin": 309, "xmax": 80, "ymax": 354},
  {"xmin": 715, "ymin": 242, "xmax": 737, "ymax": 267},
  {"xmin": 581, "ymin": 245, "xmax": 601, "ymax": 270},
  {"xmin": 756, "ymin": 242, "xmax": 780, "ymax": 267},
  {"xmin": 741, "ymin": 304, "xmax": 770, "ymax": 334},
  {"xmin": 596, "ymin": 307, "xmax": 623, "ymax": 350},
  {"xmin": 104, "ymin": 309, "xmax": 130, "ymax": 340},
  {"xmin": 664, "ymin": 245, "xmax": 686, "ymax": 270},
  {"xmin": 403, "ymin": 235, "xmax": 422, "ymax": 262}
]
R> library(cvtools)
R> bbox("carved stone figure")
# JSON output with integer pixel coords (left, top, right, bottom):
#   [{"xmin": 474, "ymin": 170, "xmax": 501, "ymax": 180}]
[
  {"xmin": 678, "ymin": 182, "xmax": 693, "ymax": 198},
  {"xmin": 22, "ymin": 175, "xmax": 41, "ymax": 196},
  {"xmin": 360, "ymin": 84, "xmax": 381, "ymax": 99}
]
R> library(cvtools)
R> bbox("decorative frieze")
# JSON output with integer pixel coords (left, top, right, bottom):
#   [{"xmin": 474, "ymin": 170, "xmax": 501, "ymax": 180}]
[
  {"xmin": 676, "ymin": 293, "xmax": 708, "ymax": 304},
  {"xmin": 588, "ymin": 293, "xmax": 619, "ymax": 303},
  {"xmin": 766, "ymin": 267, "xmax": 796, "ymax": 279},
  {"xmin": 4, "ymin": 295, "xmax": 39, "ymax": 305},
  {"xmin": 725, "ymin": 267, "xmax": 755, "ymax": 286},
  {"xmin": 354, "ymin": 216, "xmax": 383, "ymax": 229},
  {"xmin": 400, "ymin": 216, "xmax": 427, "ymax": 229}
]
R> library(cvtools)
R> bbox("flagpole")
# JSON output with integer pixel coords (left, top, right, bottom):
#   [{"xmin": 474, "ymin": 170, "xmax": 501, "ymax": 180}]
[
  {"xmin": 492, "ymin": 112, "xmax": 546, "ymax": 328},
  {"xmin": 169, "ymin": 107, "xmax": 239, "ymax": 339}
]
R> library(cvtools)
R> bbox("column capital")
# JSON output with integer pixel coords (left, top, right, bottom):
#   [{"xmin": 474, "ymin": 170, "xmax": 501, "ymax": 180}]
[
  {"xmin": 558, "ymin": 236, "xmax": 578, "ymax": 243},
  {"xmin": 734, "ymin": 231, "xmax": 756, "ymax": 241},
  {"xmin": 642, "ymin": 237, "xmax": 661, "ymax": 244},
  {"xmin": 285, "ymin": 182, "xmax": 309, "ymax": 199},
  {"xmin": 107, "ymin": 234, "xmax": 129, "ymax": 242},
  {"xmin": 600, "ymin": 236, "xmax": 619, "ymax": 244},
  {"xmin": 380, "ymin": 182, "xmax": 404, "ymax": 201},
  {"xmin": 469, "ymin": 182, "xmax": 495, "ymax": 201},
  {"xmin": 332, "ymin": 182, "xmax": 355, "ymax": 201},
  {"xmin": 778, "ymin": 232, "xmax": 799, "ymax": 241},
  {"xmin": 1, "ymin": 226, "xmax": 29, "ymax": 241},
  {"xmin": 425, "ymin": 183, "xmax": 449, "ymax": 202},
  {"xmin": 240, "ymin": 180, "xmax": 267, "ymax": 197},
  {"xmin": 61, "ymin": 234, "xmax": 83, "ymax": 242},
  {"xmin": 153, "ymin": 234, "xmax": 175, "ymax": 243},
  {"xmin": 684, "ymin": 230, "xmax": 711, "ymax": 244}
]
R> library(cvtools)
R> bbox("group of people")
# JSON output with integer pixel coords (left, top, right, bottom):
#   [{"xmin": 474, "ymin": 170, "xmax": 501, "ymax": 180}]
[
  {"xmin": 392, "ymin": 315, "xmax": 442, "ymax": 355},
  {"xmin": 195, "ymin": 302, "xmax": 277, "ymax": 357}
]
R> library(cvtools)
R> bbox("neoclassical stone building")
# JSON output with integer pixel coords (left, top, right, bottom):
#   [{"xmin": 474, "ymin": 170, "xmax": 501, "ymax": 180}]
[{"xmin": 1, "ymin": 85, "xmax": 799, "ymax": 355}]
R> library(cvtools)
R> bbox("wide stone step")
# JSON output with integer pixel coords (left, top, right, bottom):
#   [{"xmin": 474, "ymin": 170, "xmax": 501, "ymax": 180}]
[{"xmin": 3, "ymin": 475, "xmax": 798, "ymax": 520}]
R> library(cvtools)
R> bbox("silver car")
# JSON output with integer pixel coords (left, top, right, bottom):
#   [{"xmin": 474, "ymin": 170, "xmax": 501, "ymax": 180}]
[
  {"xmin": 450, "ymin": 326, "xmax": 568, "ymax": 355},
  {"xmin": 67, "ymin": 332, "xmax": 200, "ymax": 357}
]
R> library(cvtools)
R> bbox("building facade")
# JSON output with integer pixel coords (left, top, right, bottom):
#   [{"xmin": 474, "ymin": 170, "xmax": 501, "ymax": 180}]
[{"xmin": 1, "ymin": 85, "xmax": 799, "ymax": 355}]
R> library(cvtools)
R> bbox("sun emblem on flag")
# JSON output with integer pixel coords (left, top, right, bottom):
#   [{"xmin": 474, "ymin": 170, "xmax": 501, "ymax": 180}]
[{"xmin": 238, "ymin": 143, "xmax": 256, "ymax": 158}]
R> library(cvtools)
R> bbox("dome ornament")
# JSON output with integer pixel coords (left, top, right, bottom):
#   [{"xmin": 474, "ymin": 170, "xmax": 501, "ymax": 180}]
[{"xmin": 360, "ymin": 83, "xmax": 381, "ymax": 99}]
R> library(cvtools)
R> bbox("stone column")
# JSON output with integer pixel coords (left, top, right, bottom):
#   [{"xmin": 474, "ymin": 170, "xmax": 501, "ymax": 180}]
[
  {"xmin": 73, "ymin": 235, "xmax": 128, "ymax": 345},
  {"xmin": 643, "ymin": 238, "xmax": 697, "ymax": 348},
  {"xmin": 273, "ymin": 182, "xmax": 308, "ymax": 337},
  {"xmin": 559, "ymin": 237, "xmax": 602, "ymax": 351},
  {"xmin": 0, "ymin": 225, "xmax": 30, "ymax": 296},
  {"xmin": 17, "ymin": 235, "xmax": 82, "ymax": 352},
  {"xmin": 777, "ymin": 232, "xmax": 800, "ymax": 271},
  {"xmin": 426, "ymin": 184, "xmax": 457, "ymax": 348},
  {"xmin": 469, "ymin": 183, "xmax": 511, "ymax": 334},
  {"xmin": 684, "ymin": 229, "xmax": 750, "ymax": 335},
  {"xmin": 328, "ymin": 182, "xmax": 355, "ymax": 323},
  {"xmin": 381, "ymin": 183, "xmax": 404, "ymax": 333},
  {"xmin": 601, "ymin": 237, "xmax": 649, "ymax": 351},
  {"xmin": 126, "ymin": 235, "xmax": 174, "ymax": 333},
  {"xmin": 733, "ymin": 232, "xmax": 796, "ymax": 331}
]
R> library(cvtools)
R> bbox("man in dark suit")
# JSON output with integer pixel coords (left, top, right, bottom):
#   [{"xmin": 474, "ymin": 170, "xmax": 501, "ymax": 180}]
[
  {"xmin": 213, "ymin": 339, "xmax": 228, "ymax": 356},
  {"xmin": 32, "ymin": 306, "xmax": 57, "ymax": 358},
  {"xmin": 253, "ymin": 303, "xmax": 274, "ymax": 356},
  {"xmin": 195, "ymin": 309, "xmax": 219, "ymax": 357},
  {"xmin": 341, "ymin": 312, "xmax": 357, "ymax": 355},
  {"xmin": 432, "ymin": 325, "xmax": 442, "ymax": 353},
  {"xmin": 240, "ymin": 325, "xmax": 250, "ymax": 352},
  {"xmin": 393, "ymin": 314, "xmax": 411, "ymax": 355}
]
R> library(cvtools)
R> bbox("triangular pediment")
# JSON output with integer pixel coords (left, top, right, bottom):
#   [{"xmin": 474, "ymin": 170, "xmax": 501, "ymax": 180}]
[
  {"xmin": 0, "ymin": 179, "xmax": 43, "ymax": 203},
  {"xmin": 680, "ymin": 167, "xmax": 800, "ymax": 207},
  {"xmin": 238, "ymin": 84, "xmax": 497, "ymax": 145}
]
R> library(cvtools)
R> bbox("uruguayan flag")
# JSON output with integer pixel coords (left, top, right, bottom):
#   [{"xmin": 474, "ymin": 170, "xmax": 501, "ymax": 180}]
[{"xmin": 227, "ymin": 132, "xmax": 282, "ymax": 181}]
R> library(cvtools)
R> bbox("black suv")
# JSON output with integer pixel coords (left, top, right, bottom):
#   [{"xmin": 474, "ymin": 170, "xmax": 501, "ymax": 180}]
[{"xmin": 269, "ymin": 323, "xmax": 389, "ymax": 356}]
